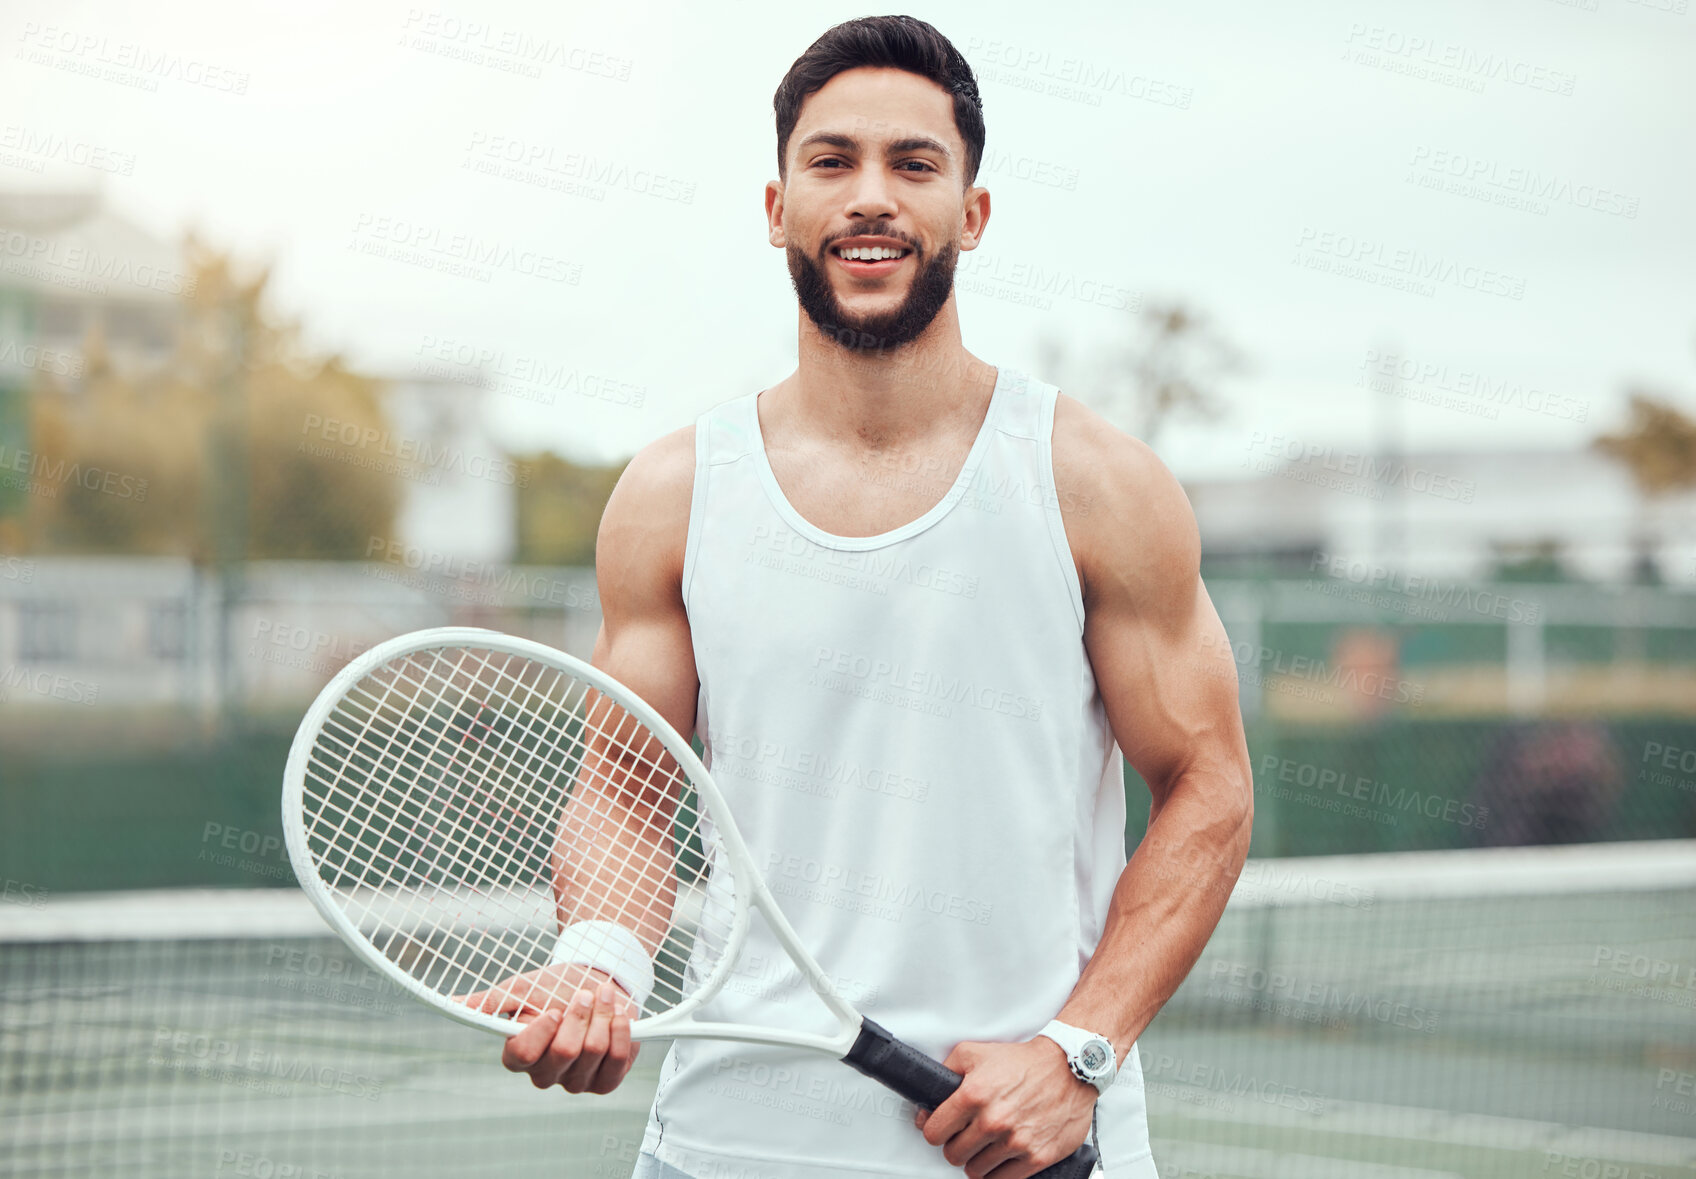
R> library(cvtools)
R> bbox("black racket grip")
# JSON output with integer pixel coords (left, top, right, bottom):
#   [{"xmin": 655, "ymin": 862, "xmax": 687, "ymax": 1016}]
[{"xmin": 842, "ymin": 1019, "xmax": 1099, "ymax": 1179}]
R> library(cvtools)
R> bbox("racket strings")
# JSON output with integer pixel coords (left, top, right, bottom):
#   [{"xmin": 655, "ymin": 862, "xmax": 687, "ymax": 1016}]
[
  {"xmin": 321, "ymin": 654, "xmax": 681, "ymax": 995},
  {"xmin": 320, "ymin": 648, "xmax": 591, "ymax": 996},
  {"xmin": 310, "ymin": 652, "xmax": 627, "ymax": 998},
  {"xmin": 314, "ymin": 651, "xmax": 533, "ymax": 978},
  {"xmin": 298, "ymin": 644, "xmax": 739, "ymax": 1019}
]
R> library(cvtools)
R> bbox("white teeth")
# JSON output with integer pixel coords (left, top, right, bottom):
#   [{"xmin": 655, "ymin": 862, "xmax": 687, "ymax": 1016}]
[{"xmin": 837, "ymin": 246, "xmax": 906, "ymax": 261}]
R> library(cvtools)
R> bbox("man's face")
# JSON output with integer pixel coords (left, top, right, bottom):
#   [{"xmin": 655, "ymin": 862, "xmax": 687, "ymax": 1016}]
[{"xmin": 768, "ymin": 66, "xmax": 988, "ymax": 354}]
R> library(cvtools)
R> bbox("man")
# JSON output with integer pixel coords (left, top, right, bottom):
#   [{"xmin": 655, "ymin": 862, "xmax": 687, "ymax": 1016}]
[{"xmin": 487, "ymin": 16, "xmax": 1251, "ymax": 1179}]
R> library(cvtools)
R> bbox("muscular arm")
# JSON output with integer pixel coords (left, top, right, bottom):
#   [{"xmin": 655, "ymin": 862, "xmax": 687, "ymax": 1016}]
[
  {"xmin": 1053, "ymin": 394, "xmax": 1254, "ymax": 1052},
  {"xmin": 551, "ymin": 424, "xmax": 702, "ymax": 956},
  {"xmin": 587, "ymin": 424, "xmax": 700, "ymax": 744},
  {"xmin": 488, "ymin": 423, "xmax": 700, "ymax": 1095},
  {"xmin": 921, "ymin": 396, "xmax": 1251, "ymax": 1178}
]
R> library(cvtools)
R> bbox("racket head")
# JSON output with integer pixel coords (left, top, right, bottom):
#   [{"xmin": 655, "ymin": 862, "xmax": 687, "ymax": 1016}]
[{"xmin": 281, "ymin": 626, "xmax": 749, "ymax": 1038}]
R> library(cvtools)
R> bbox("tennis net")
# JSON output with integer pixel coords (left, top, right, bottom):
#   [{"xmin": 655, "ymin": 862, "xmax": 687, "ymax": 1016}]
[{"xmin": 3, "ymin": 841, "xmax": 1693, "ymax": 1179}]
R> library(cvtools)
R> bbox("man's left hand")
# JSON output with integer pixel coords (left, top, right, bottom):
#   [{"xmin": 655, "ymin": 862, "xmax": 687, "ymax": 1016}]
[{"xmin": 914, "ymin": 1036, "xmax": 1096, "ymax": 1179}]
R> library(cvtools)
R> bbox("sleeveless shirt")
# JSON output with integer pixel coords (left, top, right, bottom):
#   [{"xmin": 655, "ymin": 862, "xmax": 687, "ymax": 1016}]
[{"xmin": 638, "ymin": 365, "xmax": 1159, "ymax": 1178}]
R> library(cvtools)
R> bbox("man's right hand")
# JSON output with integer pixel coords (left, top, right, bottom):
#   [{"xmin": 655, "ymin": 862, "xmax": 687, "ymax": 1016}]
[{"xmin": 464, "ymin": 964, "xmax": 641, "ymax": 1094}]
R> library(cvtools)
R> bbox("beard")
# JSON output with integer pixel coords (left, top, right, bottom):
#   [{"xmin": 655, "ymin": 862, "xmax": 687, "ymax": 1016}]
[{"xmin": 787, "ymin": 234, "xmax": 958, "ymax": 356}]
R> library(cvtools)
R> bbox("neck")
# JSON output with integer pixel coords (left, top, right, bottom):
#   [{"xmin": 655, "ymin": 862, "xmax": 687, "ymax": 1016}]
[{"xmin": 783, "ymin": 299, "xmax": 995, "ymax": 449}]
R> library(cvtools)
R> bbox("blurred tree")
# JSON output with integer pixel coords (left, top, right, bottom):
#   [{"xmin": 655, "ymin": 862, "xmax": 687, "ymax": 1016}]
[
  {"xmin": 1593, "ymin": 391, "xmax": 1696, "ymax": 584},
  {"xmin": 512, "ymin": 452, "xmax": 626, "ymax": 565},
  {"xmin": 19, "ymin": 236, "xmax": 403, "ymax": 559},
  {"xmin": 1040, "ymin": 300, "xmax": 1243, "ymax": 444},
  {"xmin": 1595, "ymin": 392, "xmax": 1696, "ymax": 495}
]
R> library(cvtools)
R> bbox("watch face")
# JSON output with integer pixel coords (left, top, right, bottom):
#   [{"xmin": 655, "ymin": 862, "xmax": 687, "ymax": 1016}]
[{"xmin": 1079, "ymin": 1039, "xmax": 1110, "ymax": 1075}]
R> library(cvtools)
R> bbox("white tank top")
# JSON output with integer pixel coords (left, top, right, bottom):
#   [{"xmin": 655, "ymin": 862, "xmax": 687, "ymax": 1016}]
[{"xmin": 640, "ymin": 365, "xmax": 1158, "ymax": 1178}]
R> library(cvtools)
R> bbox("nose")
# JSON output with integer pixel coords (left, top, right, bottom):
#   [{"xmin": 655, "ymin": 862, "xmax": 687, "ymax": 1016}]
[{"xmin": 843, "ymin": 166, "xmax": 898, "ymax": 222}]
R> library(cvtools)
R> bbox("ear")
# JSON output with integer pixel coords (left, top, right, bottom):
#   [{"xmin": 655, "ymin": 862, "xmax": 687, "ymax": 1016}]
[
  {"xmin": 765, "ymin": 179, "xmax": 786, "ymax": 248},
  {"xmin": 958, "ymin": 183, "xmax": 991, "ymax": 252}
]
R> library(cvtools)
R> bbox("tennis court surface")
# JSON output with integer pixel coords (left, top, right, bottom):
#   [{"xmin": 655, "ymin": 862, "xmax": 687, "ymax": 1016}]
[{"xmin": 4, "ymin": 840, "xmax": 1693, "ymax": 1179}]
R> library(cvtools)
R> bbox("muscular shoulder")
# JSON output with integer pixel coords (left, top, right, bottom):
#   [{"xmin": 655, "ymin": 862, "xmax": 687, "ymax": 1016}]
[
  {"xmin": 596, "ymin": 424, "xmax": 695, "ymax": 607},
  {"xmin": 1049, "ymin": 392, "xmax": 1200, "ymax": 617}
]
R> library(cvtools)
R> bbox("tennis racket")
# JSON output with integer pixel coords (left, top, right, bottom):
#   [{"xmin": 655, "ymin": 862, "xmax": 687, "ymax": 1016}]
[{"xmin": 282, "ymin": 626, "xmax": 1098, "ymax": 1178}]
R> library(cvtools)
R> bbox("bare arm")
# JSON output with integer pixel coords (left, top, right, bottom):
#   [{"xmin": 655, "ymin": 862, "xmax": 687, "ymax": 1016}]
[
  {"xmin": 550, "ymin": 422, "xmax": 702, "ymax": 960},
  {"xmin": 485, "ymin": 424, "xmax": 700, "ymax": 1094},
  {"xmin": 920, "ymin": 395, "xmax": 1251, "ymax": 1178},
  {"xmin": 1054, "ymin": 394, "xmax": 1254, "ymax": 1052}
]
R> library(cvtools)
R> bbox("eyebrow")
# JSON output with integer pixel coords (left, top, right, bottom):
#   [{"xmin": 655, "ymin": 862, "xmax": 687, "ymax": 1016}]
[{"xmin": 795, "ymin": 131, "xmax": 954, "ymax": 162}]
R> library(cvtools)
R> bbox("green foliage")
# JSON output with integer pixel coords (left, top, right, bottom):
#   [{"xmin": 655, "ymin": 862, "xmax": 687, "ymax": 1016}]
[
  {"xmin": 512, "ymin": 451, "xmax": 626, "ymax": 565},
  {"xmin": 13, "ymin": 236, "xmax": 402, "ymax": 560},
  {"xmin": 1486, "ymin": 539, "xmax": 1574, "ymax": 584}
]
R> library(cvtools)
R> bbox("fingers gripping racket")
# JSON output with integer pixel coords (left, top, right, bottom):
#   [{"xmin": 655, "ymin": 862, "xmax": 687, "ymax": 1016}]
[{"xmin": 282, "ymin": 627, "xmax": 1097, "ymax": 1177}]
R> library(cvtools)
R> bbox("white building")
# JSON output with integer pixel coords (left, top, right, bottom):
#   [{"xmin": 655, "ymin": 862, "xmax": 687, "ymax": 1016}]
[
  {"xmin": 1188, "ymin": 447, "xmax": 1696, "ymax": 586},
  {"xmin": 0, "ymin": 187, "xmax": 180, "ymax": 389},
  {"xmin": 381, "ymin": 375, "xmax": 518, "ymax": 567}
]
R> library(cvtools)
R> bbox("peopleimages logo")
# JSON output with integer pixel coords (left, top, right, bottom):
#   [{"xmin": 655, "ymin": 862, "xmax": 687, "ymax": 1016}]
[
  {"xmin": 362, "ymin": 538, "xmax": 600, "ymax": 610},
  {"xmin": 764, "ymin": 852, "xmax": 995, "ymax": 927},
  {"xmin": 1258, "ymin": 755, "xmax": 1488, "ymax": 830},
  {"xmin": 15, "ymin": 22, "xmax": 252, "ymax": 95},
  {"xmin": 1, "ymin": 877, "xmax": 49, "ymax": 908},
  {"xmin": 808, "ymin": 645, "xmax": 1044, "ymax": 722},
  {"xmin": 300, "ymin": 414, "xmax": 524, "ymax": 487},
  {"xmin": 215, "ymin": 1149, "xmax": 345, "ymax": 1179},
  {"xmin": 1293, "ymin": 226, "xmax": 1527, "ymax": 301},
  {"xmin": 710, "ymin": 728, "xmax": 932, "ymax": 804},
  {"xmin": 1340, "ymin": 23, "xmax": 1577, "ymax": 97},
  {"xmin": 1234, "ymin": 859, "xmax": 1375, "ymax": 910},
  {"xmin": 1142, "ymin": 1053, "xmax": 1327, "ymax": 1116},
  {"xmin": 0, "ymin": 443, "xmax": 149, "ymax": 501},
  {"xmin": 963, "ymin": 35, "xmax": 1195, "ymax": 109},
  {"xmin": 1205, "ymin": 960, "xmax": 1441, "ymax": 1034},
  {"xmin": 747, "ymin": 525, "xmax": 979, "ymax": 599},
  {"xmin": 410, "ymin": 335, "xmax": 647, "ymax": 409},
  {"xmin": 0, "ymin": 665, "xmax": 99, "ymax": 705},
  {"xmin": 1244, "ymin": 432, "xmax": 1476, "ymax": 504},
  {"xmin": 347, "ymin": 213, "xmax": 582, "ymax": 285},
  {"xmin": 1406, "ymin": 145, "xmax": 1638, "ymax": 221},
  {"xmin": 1356, "ymin": 347, "xmax": 1589, "ymax": 424},
  {"xmin": 0, "ymin": 124, "xmax": 137, "ymax": 176},
  {"xmin": 1307, "ymin": 553, "xmax": 1543, "ymax": 624},
  {"xmin": 461, "ymin": 131, "xmax": 696, "ymax": 204},
  {"xmin": 1201, "ymin": 633, "xmax": 1425, "ymax": 705},
  {"xmin": 398, "ymin": 9, "xmax": 634, "ymax": 81},
  {"xmin": 0, "ymin": 228, "xmax": 197, "ymax": 296},
  {"xmin": 150, "ymin": 1027, "xmax": 383, "ymax": 1101},
  {"xmin": 0, "ymin": 339, "xmax": 84, "ymax": 377}
]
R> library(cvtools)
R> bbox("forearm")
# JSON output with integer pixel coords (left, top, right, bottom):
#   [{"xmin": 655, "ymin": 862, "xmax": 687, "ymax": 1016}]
[
  {"xmin": 1057, "ymin": 766, "xmax": 1251, "ymax": 1053},
  {"xmin": 551, "ymin": 735, "xmax": 680, "ymax": 958}
]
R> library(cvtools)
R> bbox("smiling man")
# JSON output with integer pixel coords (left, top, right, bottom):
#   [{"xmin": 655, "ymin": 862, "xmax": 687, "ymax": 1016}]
[{"xmin": 492, "ymin": 15, "xmax": 1252, "ymax": 1179}]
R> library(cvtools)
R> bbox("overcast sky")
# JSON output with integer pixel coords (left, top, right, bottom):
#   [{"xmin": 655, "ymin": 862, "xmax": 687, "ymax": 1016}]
[{"xmin": 3, "ymin": 0, "xmax": 1692, "ymax": 475}]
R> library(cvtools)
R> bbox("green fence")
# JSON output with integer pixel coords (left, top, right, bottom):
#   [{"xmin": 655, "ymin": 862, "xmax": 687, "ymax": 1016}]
[
  {"xmin": 3, "ymin": 573, "xmax": 1693, "ymax": 892},
  {"xmin": 6, "ymin": 714, "xmax": 1694, "ymax": 894}
]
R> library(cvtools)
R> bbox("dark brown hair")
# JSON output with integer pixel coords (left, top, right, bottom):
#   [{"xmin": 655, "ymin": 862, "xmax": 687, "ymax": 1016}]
[{"xmin": 773, "ymin": 15, "xmax": 985, "ymax": 186}]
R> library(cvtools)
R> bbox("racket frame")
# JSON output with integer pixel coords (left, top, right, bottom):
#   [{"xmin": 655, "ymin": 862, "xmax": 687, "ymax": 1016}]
[{"xmin": 283, "ymin": 626, "xmax": 863, "ymax": 1056}]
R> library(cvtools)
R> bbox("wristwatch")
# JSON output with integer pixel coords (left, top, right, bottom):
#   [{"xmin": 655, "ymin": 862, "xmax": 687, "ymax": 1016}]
[{"xmin": 1037, "ymin": 1019, "xmax": 1118, "ymax": 1094}]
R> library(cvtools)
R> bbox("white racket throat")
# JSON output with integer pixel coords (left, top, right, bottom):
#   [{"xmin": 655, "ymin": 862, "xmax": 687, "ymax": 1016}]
[{"xmin": 281, "ymin": 626, "xmax": 861, "ymax": 1056}]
